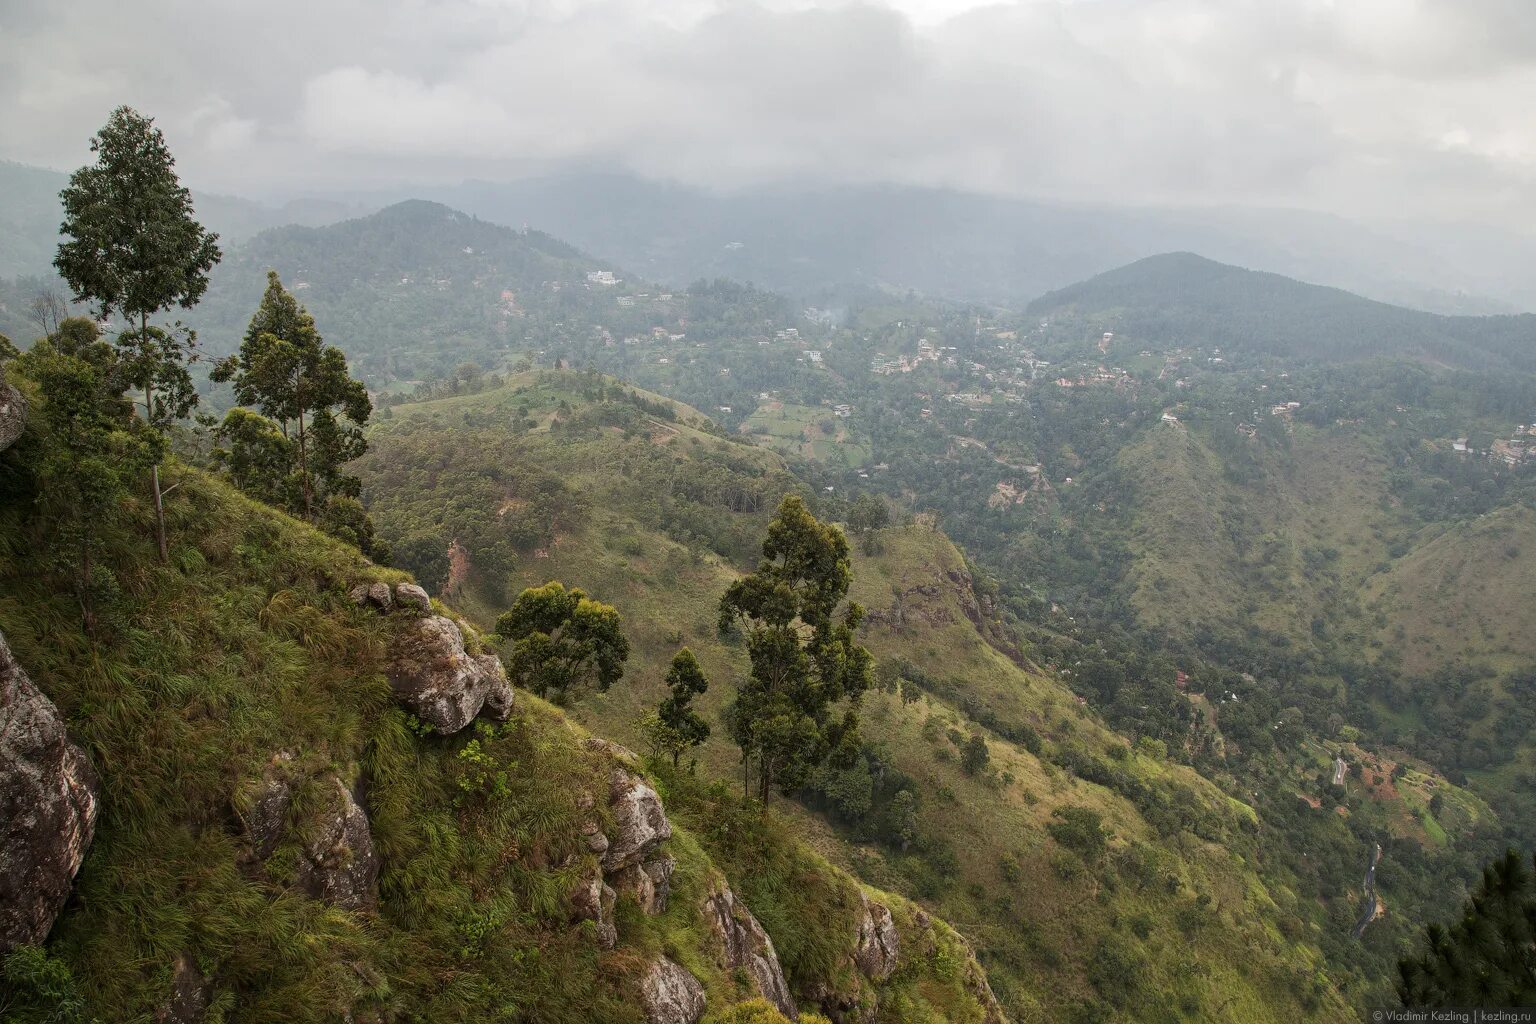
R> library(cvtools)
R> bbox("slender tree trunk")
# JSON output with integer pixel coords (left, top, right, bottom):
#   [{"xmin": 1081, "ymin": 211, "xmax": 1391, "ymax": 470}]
[
  {"xmin": 296, "ymin": 407, "xmax": 313, "ymax": 519},
  {"xmin": 143, "ymin": 312, "xmax": 168, "ymax": 562}
]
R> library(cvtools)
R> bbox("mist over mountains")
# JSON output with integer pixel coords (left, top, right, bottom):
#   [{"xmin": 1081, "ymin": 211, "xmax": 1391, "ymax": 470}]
[{"xmin": 7, "ymin": 161, "xmax": 1536, "ymax": 319}]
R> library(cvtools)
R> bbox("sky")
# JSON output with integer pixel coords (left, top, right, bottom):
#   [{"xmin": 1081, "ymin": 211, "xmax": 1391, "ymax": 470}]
[{"xmin": 3, "ymin": 0, "xmax": 1535, "ymax": 225}]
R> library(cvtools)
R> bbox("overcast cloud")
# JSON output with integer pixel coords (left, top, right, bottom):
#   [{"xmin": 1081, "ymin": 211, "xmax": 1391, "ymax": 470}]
[{"xmin": 3, "ymin": 0, "xmax": 1534, "ymax": 225}]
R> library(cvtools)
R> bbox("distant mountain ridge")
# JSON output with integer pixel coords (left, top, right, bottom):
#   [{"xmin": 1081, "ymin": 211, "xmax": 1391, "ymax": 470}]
[
  {"xmin": 1027, "ymin": 252, "xmax": 1536, "ymax": 372},
  {"xmin": 0, "ymin": 160, "xmax": 371, "ymax": 281}
]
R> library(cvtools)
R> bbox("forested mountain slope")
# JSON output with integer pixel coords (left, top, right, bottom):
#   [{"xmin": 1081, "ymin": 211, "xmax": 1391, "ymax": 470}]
[
  {"xmin": 1026, "ymin": 253, "xmax": 1536, "ymax": 372},
  {"xmin": 354, "ymin": 371, "xmax": 1364, "ymax": 1022}
]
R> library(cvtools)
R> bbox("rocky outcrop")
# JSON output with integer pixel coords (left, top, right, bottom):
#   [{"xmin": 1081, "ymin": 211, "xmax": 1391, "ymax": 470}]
[
  {"xmin": 156, "ymin": 954, "xmax": 213, "ymax": 1024},
  {"xmin": 611, "ymin": 853, "xmax": 674, "ymax": 915},
  {"xmin": 639, "ymin": 958, "xmax": 706, "ymax": 1024},
  {"xmin": 349, "ymin": 582, "xmax": 393, "ymax": 611},
  {"xmin": 0, "ymin": 629, "xmax": 100, "ymax": 954},
  {"xmin": 386, "ymin": 615, "xmax": 513, "ymax": 734},
  {"xmin": 393, "ymin": 583, "xmax": 432, "ymax": 613},
  {"xmin": 239, "ymin": 758, "xmax": 379, "ymax": 912},
  {"xmin": 570, "ymin": 868, "xmax": 618, "ymax": 949},
  {"xmin": 703, "ymin": 880, "xmax": 797, "ymax": 1019},
  {"xmin": 601, "ymin": 768, "xmax": 672, "ymax": 872},
  {"xmin": 853, "ymin": 895, "xmax": 899, "ymax": 982},
  {"xmin": 294, "ymin": 778, "xmax": 380, "ymax": 911},
  {"xmin": 0, "ymin": 370, "xmax": 24, "ymax": 454}
]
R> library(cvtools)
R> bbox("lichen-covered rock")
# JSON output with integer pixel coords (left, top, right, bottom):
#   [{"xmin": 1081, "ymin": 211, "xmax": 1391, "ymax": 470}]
[
  {"xmin": 294, "ymin": 778, "xmax": 380, "ymax": 911},
  {"xmin": 580, "ymin": 818, "xmax": 610, "ymax": 857},
  {"xmin": 854, "ymin": 895, "xmax": 899, "ymax": 981},
  {"xmin": 582, "ymin": 736, "xmax": 640, "ymax": 764},
  {"xmin": 238, "ymin": 750, "xmax": 297, "ymax": 860},
  {"xmin": 570, "ymin": 869, "xmax": 618, "ymax": 949},
  {"xmin": 0, "ymin": 629, "xmax": 100, "ymax": 954},
  {"xmin": 156, "ymin": 953, "xmax": 213, "ymax": 1024},
  {"xmin": 703, "ymin": 880, "xmax": 797, "ymax": 1019},
  {"xmin": 0, "ymin": 370, "xmax": 25, "ymax": 453},
  {"xmin": 393, "ymin": 583, "xmax": 431, "ymax": 613},
  {"xmin": 240, "ymin": 762, "xmax": 379, "ymax": 912},
  {"xmin": 350, "ymin": 581, "xmax": 393, "ymax": 611},
  {"xmin": 611, "ymin": 853, "xmax": 674, "ymax": 915},
  {"xmin": 601, "ymin": 768, "xmax": 672, "ymax": 872},
  {"xmin": 640, "ymin": 958, "xmax": 706, "ymax": 1024},
  {"xmin": 387, "ymin": 615, "xmax": 513, "ymax": 734}
]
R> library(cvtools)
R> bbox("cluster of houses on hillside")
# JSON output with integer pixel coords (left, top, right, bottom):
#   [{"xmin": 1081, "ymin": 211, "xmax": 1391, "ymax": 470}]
[{"xmin": 1450, "ymin": 423, "xmax": 1536, "ymax": 466}]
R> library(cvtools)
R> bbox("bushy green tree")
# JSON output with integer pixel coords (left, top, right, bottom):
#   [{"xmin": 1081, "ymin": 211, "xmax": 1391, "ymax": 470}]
[
  {"xmin": 211, "ymin": 271, "xmax": 371, "ymax": 520},
  {"xmin": 495, "ymin": 581, "xmax": 630, "ymax": 702},
  {"xmin": 55, "ymin": 105, "xmax": 221, "ymax": 561},
  {"xmin": 960, "ymin": 734, "xmax": 990, "ymax": 776},
  {"xmin": 1399, "ymin": 849, "xmax": 1536, "ymax": 1006},
  {"xmin": 719, "ymin": 494, "xmax": 873, "ymax": 803},
  {"xmin": 11, "ymin": 318, "xmax": 153, "ymax": 632},
  {"xmin": 846, "ymin": 493, "xmax": 890, "ymax": 554},
  {"xmin": 646, "ymin": 647, "xmax": 711, "ymax": 766}
]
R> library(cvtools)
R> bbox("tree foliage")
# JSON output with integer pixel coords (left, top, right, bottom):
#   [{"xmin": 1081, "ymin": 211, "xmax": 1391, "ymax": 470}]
[
  {"xmin": 495, "ymin": 581, "xmax": 630, "ymax": 702},
  {"xmin": 211, "ymin": 271, "xmax": 371, "ymax": 522},
  {"xmin": 644, "ymin": 647, "xmax": 711, "ymax": 766},
  {"xmin": 1398, "ymin": 849, "xmax": 1536, "ymax": 1006},
  {"xmin": 719, "ymin": 494, "xmax": 873, "ymax": 802},
  {"xmin": 10, "ymin": 318, "xmax": 155, "ymax": 633},
  {"xmin": 54, "ymin": 105, "xmax": 220, "ymax": 560}
]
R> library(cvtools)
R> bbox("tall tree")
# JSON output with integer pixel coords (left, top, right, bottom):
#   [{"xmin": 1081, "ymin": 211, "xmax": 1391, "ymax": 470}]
[
  {"xmin": 211, "ymin": 271, "xmax": 371, "ymax": 520},
  {"xmin": 719, "ymin": 494, "xmax": 873, "ymax": 803},
  {"xmin": 55, "ymin": 106, "xmax": 221, "ymax": 561},
  {"xmin": 1399, "ymin": 849, "xmax": 1536, "ymax": 1006},
  {"xmin": 495, "ymin": 581, "xmax": 630, "ymax": 702},
  {"xmin": 645, "ymin": 648, "xmax": 711, "ymax": 767}
]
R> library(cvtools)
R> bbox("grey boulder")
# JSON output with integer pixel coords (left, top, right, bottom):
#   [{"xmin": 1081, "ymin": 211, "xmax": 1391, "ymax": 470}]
[
  {"xmin": 854, "ymin": 894, "xmax": 900, "ymax": 981},
  {"xmin": 601, "ymin": 768, "xmax": 672, "ymax": 873},
  {"xmin": 387, "ymin": 615, "xmax": 513, "ymax": 734},
  {"xmin": 0, "ymin": 629, "xmax": 100, "ymax": 954},
  {"xmin": 703, "ymin": 879, "xmax": 797, "ymax": 1019},
  {"xmin": 640, "ymin": 957, "xmax": 706, "ymax": 1024}
]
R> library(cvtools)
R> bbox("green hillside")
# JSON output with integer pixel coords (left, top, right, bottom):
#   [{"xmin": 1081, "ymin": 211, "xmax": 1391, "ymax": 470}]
[
  {"xmin": 0, "ymin": 377, "xmax": 1000, "ymax": 1022},
  {"xmin": 356, "ymin": 371, "xmax": 1368, "ymax": 1022},
  {"xmin": 1026, "ymin": 253, "xmax": 1536, "ymax": 371}
]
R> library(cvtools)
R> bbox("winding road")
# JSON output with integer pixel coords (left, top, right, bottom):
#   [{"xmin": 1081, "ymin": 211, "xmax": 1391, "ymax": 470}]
[{"xmin": 1351, "ymin": 843, "xmax": 1383, "ymax": 939}]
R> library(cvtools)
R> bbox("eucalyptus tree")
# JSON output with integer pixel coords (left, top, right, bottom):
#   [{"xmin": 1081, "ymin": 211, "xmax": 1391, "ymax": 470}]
[{"xmin": 55, "ymin": 106, "xmax": 221, "ymax": 560}]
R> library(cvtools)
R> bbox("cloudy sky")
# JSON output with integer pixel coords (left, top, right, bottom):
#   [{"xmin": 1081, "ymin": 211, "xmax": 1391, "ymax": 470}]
[{"xmin": 3, "ymin": 0, "xmax": 1534, "ymax": 224}]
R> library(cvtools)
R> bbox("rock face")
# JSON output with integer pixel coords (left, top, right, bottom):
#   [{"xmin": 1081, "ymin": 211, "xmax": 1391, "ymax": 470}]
[
  {"xmin": 703, "ymin": 880, "xmax": 797, "ymax": 1019},
  {"xmin": 157, "ymin": 954, "xmax": 213, "ymax": 1024},
  {"xmin": 570, "ymin": 868, "xmax": 618, "ymax": 949},
  {"xmin": 350, "ymin": 581, "xmax": 393, "ymax": 611},
  {"xmin": 386, "ymin": 615, "xmax": 514, "ymax": 734},
  {"xmin": 854, "ymin": 895, "xmax": 899, "ymax": 981},
  {"xmin": 393, "ymin": 583, "xmax": 432, "ymax": 613},
  {"xmin": 294, "ymin": 778, "xmax": 380, "ymax": 911},
  {"xmin": 610, "ymin": 853, "xmax": 675, "ymax": 915},
  {"xmin": 601, "ymin": 768, "xmax": 672, "ymax": 873},
  {"xmin": 0, "ymin": 629, "xmax": 100, "ymax": 954},
  {"xmin": 0, "ymin": 369, "xmax": 25, "ymax": 454},
  {"xmin": 239, "ymin": 759, "xmax": 379, "ymax": 911},
  {"xmin": 640, "ymin": 957, "xmax": 707, "ymax": 1024}
]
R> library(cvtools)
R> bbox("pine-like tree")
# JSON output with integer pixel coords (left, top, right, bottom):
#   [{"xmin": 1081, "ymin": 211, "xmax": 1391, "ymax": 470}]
[
  {"xmin": 655, "ymin": 648, "xmax": 711, "ymax": 766},
  {"xmin": 1398, "ymin": 849, "xmax": 1536, "ymax": 1006},
  {"xmin": 55, "ymin": 106, "xmax": 221, "ymax": 561},
  {"xmin": 211, "ymin": 271, "xmax": 371, "ymax": 521}
]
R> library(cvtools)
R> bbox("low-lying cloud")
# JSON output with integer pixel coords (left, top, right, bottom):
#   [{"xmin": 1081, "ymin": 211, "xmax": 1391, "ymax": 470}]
[{"xmin": 3, "ymin": 0, "xmax": 1534, "ymax": 225}]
